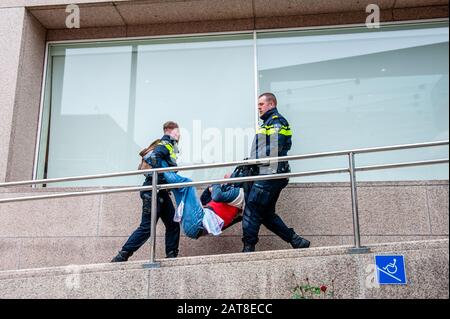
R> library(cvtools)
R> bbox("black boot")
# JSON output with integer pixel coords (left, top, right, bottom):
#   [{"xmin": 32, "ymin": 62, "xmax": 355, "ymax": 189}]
[
  {"xmin": 111, "ymin": 250, "xmax": 133, "ymax": 262},
  {"xmin": 290, "ymin": 234, "xmax": 310, "ymax": 249},
  {"xmin": 166, "ymin": 250, "xmax": 179, "ymax": 259},
  {"xmin": 242, "ymin": 243, "xmax": 256, "ymax": 253}
]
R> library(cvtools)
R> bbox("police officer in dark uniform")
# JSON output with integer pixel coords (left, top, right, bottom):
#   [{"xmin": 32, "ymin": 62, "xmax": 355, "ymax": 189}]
[
  {"xmin": 242, "ymin": 93, "xmax": 310, "ymax": 252},
  {"xmin": 111, "ymin": 121, "xmax": 181, "ymax": 262}
]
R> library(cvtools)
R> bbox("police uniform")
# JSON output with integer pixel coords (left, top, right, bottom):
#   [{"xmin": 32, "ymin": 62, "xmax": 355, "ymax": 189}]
[
  {"xmin": 121, "ymin": 134, "xmax": 181, "ymax": 258},
  {"xmin": 243, "ymin": 108, "xmax": 296, "ymax": 248}
]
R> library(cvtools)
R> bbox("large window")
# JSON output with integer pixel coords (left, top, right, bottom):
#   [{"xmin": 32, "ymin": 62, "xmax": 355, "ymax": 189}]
[
  {"xmin": 37, "ymin": 35, "xmax": 256, "ymax": 186},
  {"xmin": 257, "ymin": 23, "xmax": 449, "ymax": 181},
  {"xmin": 37, "ymin": 22, "xmax": 449, "ymax": 186}
]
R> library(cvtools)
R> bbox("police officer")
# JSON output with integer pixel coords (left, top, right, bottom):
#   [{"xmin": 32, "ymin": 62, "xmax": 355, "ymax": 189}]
[
  {"xmin": 242, "ymin": 93, "xmax": 310, "ymax": 252},
  {"xmin": 111, "ymin": 121, "xmax": 181, "ymax": 262}
]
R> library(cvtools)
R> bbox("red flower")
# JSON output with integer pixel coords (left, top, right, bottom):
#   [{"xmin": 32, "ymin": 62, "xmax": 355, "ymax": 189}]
[{"xmin": 320, "ymin": 285, "xmax": 327, "ymax": 293}]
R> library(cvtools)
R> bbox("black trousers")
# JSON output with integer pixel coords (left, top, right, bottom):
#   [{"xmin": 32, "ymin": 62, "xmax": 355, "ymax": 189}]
[
  {"xmin": 122, "ymin": 191, "xmax": 180, "ymax": 256},
  {"xmin": 242, "ymin": 178, "xmax": 295, "ymax": 246}
]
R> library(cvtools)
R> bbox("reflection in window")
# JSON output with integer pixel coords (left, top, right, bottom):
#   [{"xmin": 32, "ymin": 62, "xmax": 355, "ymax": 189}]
[
  {"xmin": 38, "ymin": 35, "xmax": 255, "ymax": 186},
  {"xmin": 37, "ymin": 23, "xmax": 449, "ymax": 186},
  {"xmin": 257, "ymin": 25, "xmax": 449, "ymax": 181}
]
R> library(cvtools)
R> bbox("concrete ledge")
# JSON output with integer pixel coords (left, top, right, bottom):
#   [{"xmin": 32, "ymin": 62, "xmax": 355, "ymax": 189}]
[
  {"xmin": 1, "ymin": 238, "xmax": 447, "ymax": 277},
  {"xmin": 0, "ymin": 239, "xmax": 447, "ymax": 299},
  {"xmin": 39, "ymin": 2, "xmax": 449, "ymax": 42},
  {"xmin": 2, "ymin": 234, "xmax": 446, "ymax": 270}
]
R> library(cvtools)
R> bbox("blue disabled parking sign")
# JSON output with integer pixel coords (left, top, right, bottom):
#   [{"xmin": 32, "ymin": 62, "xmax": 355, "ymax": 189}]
[{"xmin": 375, "ymin": 255, "xmax": 407, "ymax": 285}]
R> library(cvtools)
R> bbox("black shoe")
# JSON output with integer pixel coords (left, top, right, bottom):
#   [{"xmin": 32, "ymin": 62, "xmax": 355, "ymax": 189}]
[
  {"xmin": 242, "ymin": 243, "xmax": 256, "ymax": 253},
  {"xmin": 111, "ymin": 250, "xmax": 133, "ymax": 262},
  {"xmin": 290, "ymin": 234, "xmax": 310, "ymax": 249},
  {"xmin": 166, "ymin": 250, "xmax": 179, "ymax": 259}
]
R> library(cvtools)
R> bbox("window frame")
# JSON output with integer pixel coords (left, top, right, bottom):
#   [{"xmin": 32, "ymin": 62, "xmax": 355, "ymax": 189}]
[{"xmin": 32, "ymin": 18, "xmax": 450, "ymax": 184}]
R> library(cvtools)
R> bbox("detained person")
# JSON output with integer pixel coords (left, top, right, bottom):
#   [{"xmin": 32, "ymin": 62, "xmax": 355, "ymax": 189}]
[{"xmin": 162, "ymin": 167, "xmax": 244, "ymax": 238}]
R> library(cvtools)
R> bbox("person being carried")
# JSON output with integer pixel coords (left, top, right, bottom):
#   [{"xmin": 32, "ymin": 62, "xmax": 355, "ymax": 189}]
[{"xmin": 162, "ymin": 168, "xmax": 244, "ymax": 238}]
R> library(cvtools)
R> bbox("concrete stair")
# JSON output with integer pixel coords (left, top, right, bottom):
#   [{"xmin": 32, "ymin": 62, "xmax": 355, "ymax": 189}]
[{"xmin": 0, "ymin": 239, "xmax": 448, "ymax": 299}]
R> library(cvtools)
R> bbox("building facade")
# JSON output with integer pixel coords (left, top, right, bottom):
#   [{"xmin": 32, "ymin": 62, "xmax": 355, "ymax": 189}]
[{"xmin": 0, "ymin": 0, "xmax": 448, "ymax": 270}]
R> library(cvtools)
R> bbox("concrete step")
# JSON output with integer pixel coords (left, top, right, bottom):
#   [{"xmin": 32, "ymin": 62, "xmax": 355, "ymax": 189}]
[{"xmin": 0, "ymin": 239, "xmax": 448, "ymax": 299}]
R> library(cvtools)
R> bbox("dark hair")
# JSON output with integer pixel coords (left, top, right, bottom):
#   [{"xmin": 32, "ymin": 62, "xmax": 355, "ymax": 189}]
[
  {"xmin": 200, "ymin": 187, "xmax": 212, "ymax": 206},
  {"xmin": 139, "ymin": 139, "xmax": 160, "ymax": 157},
  {"xmin": 163, "ymin": 121, "xmax": 179, "ymax": 132},
  {"xmin": 259, "ymin": 92, "xmax": 277, "ymax": 106}
]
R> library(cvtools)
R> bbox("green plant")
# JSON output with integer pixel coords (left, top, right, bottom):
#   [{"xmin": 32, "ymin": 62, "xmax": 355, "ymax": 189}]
[{"xmin": 291, "ymin": 276, "xmax": 335, "ymax": 299}]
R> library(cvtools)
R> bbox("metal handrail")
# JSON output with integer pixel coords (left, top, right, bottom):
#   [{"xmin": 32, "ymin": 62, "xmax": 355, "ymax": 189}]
[
  {"xmin": 0, "ymin": 167, "xmax": 350, "ymax": 204},
  {"xmin": 0, "ymin": 140, "xmax": 448, "ymax": 266},
  {"xmin": 0, "ymin": 140, "xmax": 447, "ymax": 188}
]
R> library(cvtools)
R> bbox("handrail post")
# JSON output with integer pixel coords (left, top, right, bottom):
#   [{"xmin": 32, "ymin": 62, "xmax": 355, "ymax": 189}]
[
  {"xmin": 143, "ymin": 171, "xmax": 160, "ymax": 268},
  {"xmin": 347, "ymin": 152, "xmax": 369, "ymax": 254}
]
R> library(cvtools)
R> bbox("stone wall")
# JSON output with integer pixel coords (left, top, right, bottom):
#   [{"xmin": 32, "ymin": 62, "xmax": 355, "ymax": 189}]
[{"xmin": 0, "ymin": 181, "xmax": 447, "ymax": 271}]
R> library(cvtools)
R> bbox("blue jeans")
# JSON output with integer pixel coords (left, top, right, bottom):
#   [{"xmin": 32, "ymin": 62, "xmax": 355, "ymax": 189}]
[
  {"xmin": 242, "ymin": 178, "xmax": 295, "ymax": 245},
  {"xmin": 122, "ymin": 190, "xmax": 180, "ymax": 256},
  {"xmin": 163, "ymin": 171, "xmax": 205, "ymax": 239}
]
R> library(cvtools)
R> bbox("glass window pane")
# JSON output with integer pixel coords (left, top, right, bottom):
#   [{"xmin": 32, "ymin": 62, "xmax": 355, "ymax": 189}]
[
  {"xmin": 257, "ymin": 23, "xmax": 449, "ymax": 181},
  {"xmin": 39, "ymin": 34, "xmax": 255, "ymax": 186}
]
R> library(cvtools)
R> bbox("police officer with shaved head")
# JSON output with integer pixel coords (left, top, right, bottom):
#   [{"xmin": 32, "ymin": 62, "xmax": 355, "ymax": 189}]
[{"xmin": 242, "ymin": 93, "xmax": 310, "ymax": 252}]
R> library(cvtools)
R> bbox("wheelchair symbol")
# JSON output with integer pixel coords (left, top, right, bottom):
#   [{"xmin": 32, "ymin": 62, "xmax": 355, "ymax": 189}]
[
  {"xmin": 377, "ymin": 257, "xmax": 403, "ymax": 282},
  {"xmin": 382, "ymin": 258, "xmax": 397, "ymax": 274},
  {"xmin": 375, "ymin": 255, "xmax": 407, "ymax": 284}
]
